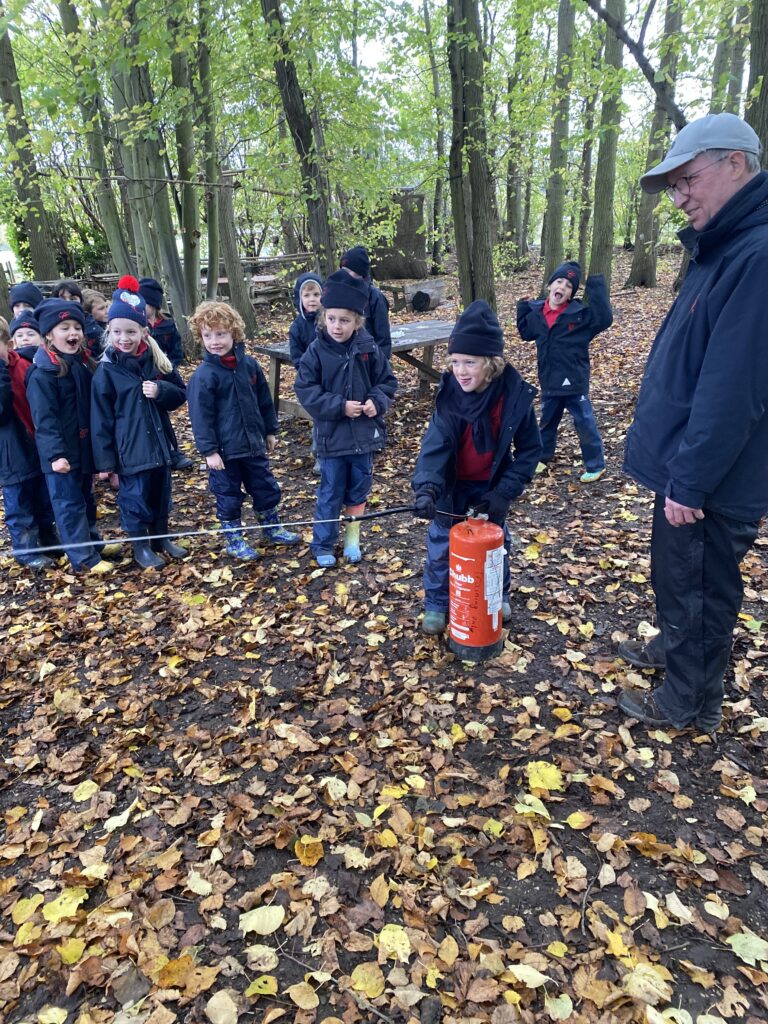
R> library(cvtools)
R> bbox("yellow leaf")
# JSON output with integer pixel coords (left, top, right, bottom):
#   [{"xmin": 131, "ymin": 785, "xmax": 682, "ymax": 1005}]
[
  {"xmin": 377, "ymin": 923, "xmax": 411, "ymax": 963},
  {"xmin": 239, "ymin": 905, "xmax": 285, "ymax": 936},
  {"xmin": 295, "ymin": 835, "xmax": 324, "ymax": 866},
  {"xmin": 426, "ymin": 965, "xmax": 443, "ymax": 988},
  {"xmin": 514, "ymin": 793, "xmax": 551, "ymax": 819},
  {"xmin": 526, "ymin": 761, "xmax": 565, "ymax": 792},
  {"xmin": 552, "ymin": 707, "xmax": 572, "ymax": 722},
  {"xmin": 350, "ymin": 961, "xmax": 385, "ymax": 998},
  {"xmin": 286, "ymin": 982, "xmax": 319, "ymax": 1009},
  {"xmin": 544, "ymin": 993, "xmax": 574, "ymax": 1020},
  {"xmin": 508, "ymin": 964, "xmax": 551, "ymax": 988},
  {"xmin": 204, "ymin": 990, "xmax": 238, "ymax": 1024},
  {"xmin": 566, "ymin": 810, "xmax": 594, "ymax": 830},
  {"xmin": 483, "ymin": 818, "xmax": 505, "ymax": 838},
  {"xmin": 37, "ymin": 1008, "xmax": 68, "ymax": 1024},
  {"xmin": 380, "ymin": 784, "xmax": 408, "ymax": 799},
  {"xmin": 606, "ymin": 928, "xmax": 632, "ymax": 960},
  {"xmin": 56, "ymin": 937, "xmax": 85, "ymax": 964},
  {"xmin": 72, "ymin": 780, "xmax": 99, "ymax": 803},
  {"xmin": 438, "ymin": 934, "xmax": 459, "ymax": 967},
  {"xmin": 726, "ymin": 929, "xmax": 768, "ymax": 966},
  {"xmin": 523, "ymin": 543, "xmax": 540, "ymax": 561},
  {"xmin": 12, "ymin": 894, "xmax": 44, "ymax": 925},
  {"xmin": 42, "ymin": 887, "xmax": 88, "ymax": 923},
  {"xmin": 622, "ymin": 963, "xmax": 672, "ymax": 1005},
  {"xmin": 167, "ymin": 655, "xmax": 186, "ymax": 674},
  {"xmin": 245, "ymin": 975, "xmax": 279, "ymax": 998},
  {"xmin": 547, "ymin": 941, "xmax": 568, "ymax": 957},
  {"xmin": 186, "ymin": 871, "xmax": 213, "ymax": 896},
  {"xmin": 104, "ymin": 798, "xmax": 138, "ymax": 833},
  {"xmin": 406, "ymin": 774, "xmax": 426, "ymax": 790},
  {"xmin": 378, "ymin": 829, "xmax": 398, "ymax": 848},
  {"xmin": 369, "ymin": 874, "xmax": 389, "ymax": 908}
]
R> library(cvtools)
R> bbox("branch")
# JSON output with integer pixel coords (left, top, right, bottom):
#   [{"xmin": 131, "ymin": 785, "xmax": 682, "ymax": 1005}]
[
  {"xmin": 581, "ymin": 0, "xmax": 686, "ymax": 130},
  {"xmin": 638, "ymin": 0, "xmax": 657, "ymax": 50}
]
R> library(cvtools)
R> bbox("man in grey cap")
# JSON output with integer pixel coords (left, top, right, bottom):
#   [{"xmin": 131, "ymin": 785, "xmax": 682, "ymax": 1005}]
[{"xmin": 617, "ymin": 112, "xmax": 768, "ymax": 733}]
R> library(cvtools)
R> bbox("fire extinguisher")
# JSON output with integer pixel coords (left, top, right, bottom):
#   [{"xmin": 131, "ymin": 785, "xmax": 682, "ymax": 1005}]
[{"xmin": 448, "ymin": 516, "xmax": 506, "ymax": 662}]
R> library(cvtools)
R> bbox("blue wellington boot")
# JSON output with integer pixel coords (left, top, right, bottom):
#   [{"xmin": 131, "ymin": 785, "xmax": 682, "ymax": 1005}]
[
  {"xmin": 258, "ymin": 507, "xmax": 300, "ymax": 545},
  {"xmin": 221, "ymin": 520, "xmax": 260, "ymax": 560}
]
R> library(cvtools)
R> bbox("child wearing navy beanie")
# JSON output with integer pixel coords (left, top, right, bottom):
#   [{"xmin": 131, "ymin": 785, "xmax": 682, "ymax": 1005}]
[
  {"xmin": 516, "ymin": 260, "xmax": 612, "ymax": 483},
  {"xmin": 412, "ymin": 300, "xmax": 541, "ymax": 635}
]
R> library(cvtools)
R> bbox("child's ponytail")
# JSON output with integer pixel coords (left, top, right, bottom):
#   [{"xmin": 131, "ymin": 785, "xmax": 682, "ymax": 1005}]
[{"xmin": 146, "ymin": 335, "xmax": 173, "ymax": 376}]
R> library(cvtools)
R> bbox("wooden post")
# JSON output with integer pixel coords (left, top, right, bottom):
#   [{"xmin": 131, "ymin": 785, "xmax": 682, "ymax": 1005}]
[{"xmin": 0, "ymin": 262, "xmax": 10, "ymax": 319}]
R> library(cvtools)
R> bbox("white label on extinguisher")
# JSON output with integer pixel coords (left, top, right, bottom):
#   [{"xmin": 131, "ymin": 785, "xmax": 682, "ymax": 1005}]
[{"xmin": 485, "ymin": 545, "xmax": 504, "ymax": 629}]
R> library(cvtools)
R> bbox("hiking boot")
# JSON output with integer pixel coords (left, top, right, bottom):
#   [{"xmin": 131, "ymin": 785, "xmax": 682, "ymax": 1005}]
[
  {"xmin": 617, "ymin": 638, "xmax": 665, "ymax": 670},
  {"xmin": 101, "ymin": 542, "xmax": 123, "ymax": 558},
  {"xmin": 580, "ymin": 468, "xmax": 606, "ymax": 483},
  {"xmin": 695, "ymin": 708, "xmax": 723, "ymax": 734},
  {"xmin": 258, "ymin": 507, "xmax": 299, "ymax": 545},
  {"xmin": 87, "ymin": 559, "xmax": 114, "ymax": 575},
  {"xmin": 21, "ymin": 555, "xmax": 56, "ymax": 570},
  {"xmin": 343, "ymin": 521, "xmax": 362, "ymax": 563},
  {"xmin": 422, "ymin": 610, "xmax": 447, "ymax": 635},
  {"xmin": 617, "ymin": 688, "xmax": 673, "ymax": 727},
  {"xmin": 132, "ymin": 539, "xmax": 165, "ymax": 570},
  {"xmin": 221, "ymin": 520, "xmax": 260, "ymax": 560},
  {"xmin": 502, "ymin": 600, "xmax": 512, "ymax": 622},
  {"xmin": 316, "ymin": 551, "xmax": 337, "ymax": 568}
]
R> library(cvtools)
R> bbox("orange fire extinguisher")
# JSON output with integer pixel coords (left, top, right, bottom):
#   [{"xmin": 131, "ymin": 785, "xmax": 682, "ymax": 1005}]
[{"xmin": 448, "ymin": 516, "xmax": 506, "ymax": 661}]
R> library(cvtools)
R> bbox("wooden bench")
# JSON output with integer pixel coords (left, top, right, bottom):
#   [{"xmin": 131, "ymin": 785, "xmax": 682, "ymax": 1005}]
[{"xmin": 251, "ymin": 318, "xmax": 455, "ymax": 420}]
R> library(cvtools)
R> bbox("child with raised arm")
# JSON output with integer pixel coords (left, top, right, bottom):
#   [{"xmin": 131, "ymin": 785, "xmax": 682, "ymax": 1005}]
[
  {"xmin": 411, "ymin": 300, "xmax": 541, "ymax": 635},
  {"xmin": 295, "ymin": 270, "xmax": 397, "ymax": 567},
  {"xmin": 25, "ymin": 299, "xmax": 112, "ymax": 573},
  {"xmin": 91, "ymin": 276, "xmax": 189, "ymax": 570},
  {"xmin": 516, "ymin": 261, "xmax": 612, "ymax": 483},
  {"xmin": 187, "ymin": 301, "xmax": 299, "ymax": 561}
]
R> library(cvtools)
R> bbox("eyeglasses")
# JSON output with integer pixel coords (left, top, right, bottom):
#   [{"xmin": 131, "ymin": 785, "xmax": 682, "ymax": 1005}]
[{"xmin": 665, "ymin": 154, "xmax": 730, "ymax": 200}]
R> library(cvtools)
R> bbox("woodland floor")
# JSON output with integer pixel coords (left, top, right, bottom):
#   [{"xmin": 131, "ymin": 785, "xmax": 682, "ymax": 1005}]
[{"xmin": 0, "ymin": 253, "xmax": 767, "ymax": 1024}]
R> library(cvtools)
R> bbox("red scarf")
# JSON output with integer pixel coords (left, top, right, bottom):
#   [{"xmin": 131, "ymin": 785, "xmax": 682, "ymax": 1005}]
[
  {"xmin": 220, "ymin": 354, "xmax": 237, "ymax": 369},
  {"xmin": 542, "ymin": 299, "xmax": 569, "ymax": 329},
  {"xmin": 7, "ymin": 350, "xmax": 35, "ymax": 437}
]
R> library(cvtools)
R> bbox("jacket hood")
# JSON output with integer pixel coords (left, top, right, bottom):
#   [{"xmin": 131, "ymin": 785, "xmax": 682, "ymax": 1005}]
[
  {"xmin": 293, "ymin": 273, "xmax": 323, "ymax": 315},
  {"xmin": 680, "ymin": 170, "xmax": 768, "ymax": 256},
  {"xmin": 32, "ymin": 346, "xmax": 61, "ymax": 373}
]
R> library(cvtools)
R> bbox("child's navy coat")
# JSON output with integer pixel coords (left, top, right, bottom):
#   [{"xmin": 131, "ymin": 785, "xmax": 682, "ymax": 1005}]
[
  {"xmin": 26, "ymin": 348, "xmax": 96, "ymax": 474},
  {"xmin": 187, "ymin": 343, "xmax": 278, "ymax": 460}
]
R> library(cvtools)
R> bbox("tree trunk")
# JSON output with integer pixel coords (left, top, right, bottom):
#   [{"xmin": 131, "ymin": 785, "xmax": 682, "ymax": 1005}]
[
  {"xmin": 726, "ymin": 4, "xmax": 750, "ymax": 113},
  {"xmin": 170, "ymin": 15, "xmax": 201, "ymax": 310},
  {"xmin": 218, "ymin": 173, "xmax": 258, "ymax": 340},
  {"xmin": 505, "ymin": 5, "xmax": 533, "ymax": 262},
  {"xmin": 423, "ymin": 0, "xmax": 446, "ymax": 273},
  {"xmin": 709, "ymin": 12, "xmax": 733, "ymax": 113},
  {"xmin": 577, "ymin": 60, "xmax": 601, "ymax": 270},
  {"xmin": 197, "ymin": 0, "xmax": 219, "ymax": 300},
  {"xmin": 58, "ymin": 0, "xmax": 135, "ymax": 274},
  {"xmin": 625, "ymin": 0, "xmax": 681, "ymax": 288},
  {"xmin": 541, "ymin": 0, "xmax": 575, "ymax": 288},
  {"xmin": 588, "ymin": 0, "xmax": 624, "ymax": 287},
  {"xmin": 260, "ymin": 0, "xmax": 336, "ymax": 275},
  {"xmin": 447, "ymin": 0, "xmax": 496, "ymax": 308},
  {"xmin": 0, "ymin": 13, "xmax": 59, "ymax": 279}
]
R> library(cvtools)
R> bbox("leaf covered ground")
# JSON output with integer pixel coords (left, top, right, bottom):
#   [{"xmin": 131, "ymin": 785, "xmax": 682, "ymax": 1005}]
[{"xmin": 1, "ymin": 255, "xmax": 767, "ymax": 1024}]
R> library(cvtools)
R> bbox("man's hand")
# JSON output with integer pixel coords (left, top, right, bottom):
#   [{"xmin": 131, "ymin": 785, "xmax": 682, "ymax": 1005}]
[
  {"xmin": 206, "ymin": 453, "xmax": 225, "ymax": 471},
  {"xmin": 266, "ymin": 434, "xmax": 277, "ymax": 453},
  {"xmin": 664, "ymin": 497, "xmax": 704, "ymax": 527}
]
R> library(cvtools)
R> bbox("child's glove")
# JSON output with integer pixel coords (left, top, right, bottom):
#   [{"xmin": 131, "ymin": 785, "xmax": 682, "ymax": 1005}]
[
  {"xmin": 413, "ymin": 486, "xmax": 438, "ymax": 520},
  {"xmin": 476, "ymin": 490, "xmax": 510, "ymax": 526}
]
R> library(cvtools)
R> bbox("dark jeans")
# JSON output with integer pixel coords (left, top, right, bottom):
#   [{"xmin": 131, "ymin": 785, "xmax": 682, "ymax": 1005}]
[
  {"xmin": 208, "ymin": 454, "xmax": 281, "ymax": 522},
  {"xmin": 312, "ymin": 453, "xmax": 373, "ymax": 554},
  {"xmin": 650, "ymin": 494, "xmax": 760, "ymax": 728},
  {"xmin": 117, "ymin": 467, "xmax": 172, "ymax": 534},
  {"xmin": 540, "ymin": 393, "xmax": 604, "ymax": 471},
  {"xmin": 45, "ymin": 471, "xmax": 100, "ymax": 569},
  {"xmin": 3, "ymin": 475, "xmax": 55, "ymax": 562},
  {"xmin": 423, "ymin": 479, "xmax": 511, "ymax": 612}
]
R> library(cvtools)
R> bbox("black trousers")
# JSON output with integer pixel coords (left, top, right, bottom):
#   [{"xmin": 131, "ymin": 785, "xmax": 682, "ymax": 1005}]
[{"xmin": 650, "ymin": 494, "xmax": 759, "ymax": 727}]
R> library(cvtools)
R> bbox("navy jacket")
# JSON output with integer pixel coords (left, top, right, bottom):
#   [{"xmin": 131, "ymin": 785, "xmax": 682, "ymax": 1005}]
[
  {"xmin": 84, "ymin": 312, "xmax": 105, "ymax": 360},
  {"xmin": 0, "ymin": 354, "xmax": 41, "ymax": 485},
  {"xmin": 91, "ymin": 346, "xmax": 187, "ymax": 474},
  {"xmin": 365, "ymin": 284, "xmax": 392, "ymax": 361},
  {"xmin": 412, "ymin": 365, "xmax": 541, "ymax": 513},
  {"xmin": 624, "ymin": 171, "xmax": 768, "ymax": 522},
  {"xmin": 294, "ymin": 327, "xmax": 397, "ymax": 457},
  {"xmin": 26, "ymin": 348, "xmax": 96, "ymax": 475},
  {"xmin": 187, "ymin": 343, "xmax": 278, "ymax": 461},
  {"xmin": 289, "ymin": 272, "xmax": 322, "ymax": 368},
  {"xmin": 516, "ymin": 274, "xmax": 612, "ymax": 395},
  {"xmin": 149, "ymin": 316, "xmax": 185, "ymax": 368}
]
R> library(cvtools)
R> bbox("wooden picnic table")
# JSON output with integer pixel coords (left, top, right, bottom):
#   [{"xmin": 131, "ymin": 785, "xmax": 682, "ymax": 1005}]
[{"xmin": 251, "ymin": 318, "xmax": 455, "ymax": 420}]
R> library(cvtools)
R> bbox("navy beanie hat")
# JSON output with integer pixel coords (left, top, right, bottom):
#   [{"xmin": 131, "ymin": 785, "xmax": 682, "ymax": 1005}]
[
  {"xmin": 548, "ymin": 260, "xmax": 581, "ymax": 296},
  {"xmin": 108, "ymin": 275, "xmax": 147, "ymax": 327},
  {"xmin": 138, "ymin": 277, "xmax": 164, "ymax": 310},
  {"xmin": 9, "ymin": 281, "xmax": 44, "ymax": 309},
  {"xmin": 321, "ymin": 270, "xmax": 368, "ymax": 315},
  {"xmin": 448, "ymin": 299, "xmax": 505, "ymax": 357},
  {"xmin": 340, "ymin": 246, "xmax": 371, "ymax": 279},
  {"xmin": 36, "ymin": 298, "xmax": 86, "ymax": 338},
  {"xmin": 9, "ymin": 311, "xmax": 41, "ymax": 337}
]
